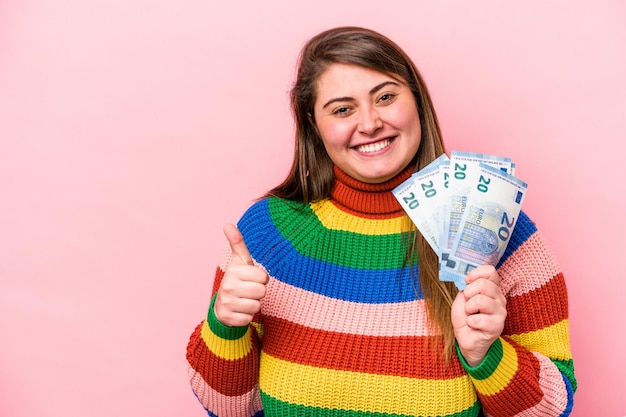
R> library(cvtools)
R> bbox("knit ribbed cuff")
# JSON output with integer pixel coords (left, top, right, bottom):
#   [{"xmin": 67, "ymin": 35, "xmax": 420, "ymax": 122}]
[
  {"xmin": 456, "ymin": 337, "xmax": 504, "ymax": 378},
  {"xmin": 207, "ymin": 293, "xmax": 249, "ymax": 340},
  {"xmin": 457, "ymin": 337, "xmax": 522, "ymax": 396}
]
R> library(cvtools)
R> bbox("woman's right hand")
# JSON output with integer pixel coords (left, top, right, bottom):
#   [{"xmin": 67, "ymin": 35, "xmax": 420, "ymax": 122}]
[{"xmin": 213, "ymin": 223, "xmax": 268, "ymax": 327}]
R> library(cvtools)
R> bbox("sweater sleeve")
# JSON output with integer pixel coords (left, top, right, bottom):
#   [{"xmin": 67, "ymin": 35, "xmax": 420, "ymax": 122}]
[
  {"xmin": 186, "ymin": 253, "xmax": 264, "ymax": 417},
  {"xmin": 458, "ymin": 212, "xmax": 577, "ymax": 416}
]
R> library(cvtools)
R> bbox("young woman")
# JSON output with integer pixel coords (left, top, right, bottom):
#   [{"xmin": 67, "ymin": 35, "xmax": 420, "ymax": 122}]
[{"xmin": 186, "ymin": 26, "xmax": 576, "ymax": 417}]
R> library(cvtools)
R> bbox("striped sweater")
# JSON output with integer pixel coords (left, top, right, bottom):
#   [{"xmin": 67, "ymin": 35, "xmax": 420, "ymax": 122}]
[{"xmin": 186, "ymin": 166, "xmax": 576, "ymax": 417}]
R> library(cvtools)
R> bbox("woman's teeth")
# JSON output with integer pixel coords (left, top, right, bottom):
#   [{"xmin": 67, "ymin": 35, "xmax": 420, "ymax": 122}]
[{"xmin": 355, "ymin": 138, "xmax": 392, "ymax": 153}]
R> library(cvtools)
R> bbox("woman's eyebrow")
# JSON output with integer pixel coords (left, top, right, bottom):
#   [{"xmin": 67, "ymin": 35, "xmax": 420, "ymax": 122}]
[
  {"xmin": 321, "ymin": 80, "xmax": 401, "ymax": 109},
  {"xmin": 322, "ymin": 96, "xmax": 354, "ymax": 109},
  {"xmin": 369, "ymin": 80, "xmax": 400, "ymax": 95}
]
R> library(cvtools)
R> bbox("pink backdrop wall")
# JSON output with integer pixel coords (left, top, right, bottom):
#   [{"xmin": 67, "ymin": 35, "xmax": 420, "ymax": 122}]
[{"xmin": 1, "ymin": 1, "xmax": 624, "ymax": 415}]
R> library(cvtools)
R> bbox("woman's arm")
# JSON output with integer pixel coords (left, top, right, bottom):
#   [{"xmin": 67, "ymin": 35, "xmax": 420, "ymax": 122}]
[
  {"xmin": 186, "ymin": 252, "xmax": 265, "ymax": 417},
  {"xmin": 455, "ymin": 213, "xmax": 576, "ymax": 416}
]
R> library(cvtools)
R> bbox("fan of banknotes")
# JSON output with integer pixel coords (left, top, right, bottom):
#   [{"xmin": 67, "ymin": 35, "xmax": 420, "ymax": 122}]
[{"xmin": 393, "ymin": 151, "xmax": 528, "ymax": 290}]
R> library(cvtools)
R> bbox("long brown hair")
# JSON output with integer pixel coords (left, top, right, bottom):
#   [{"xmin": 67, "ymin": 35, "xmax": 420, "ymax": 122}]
[{"xmin": 267, "ymin": 26, "xmax": 459, "ymax": 358}]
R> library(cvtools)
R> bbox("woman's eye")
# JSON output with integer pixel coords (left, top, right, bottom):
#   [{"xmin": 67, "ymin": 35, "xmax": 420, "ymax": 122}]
[
  {"xmin": 378, "ymin": 93, "xmax": 397, "ymax": 104},
  {"xmin": 332, "ymin": 106, "xmax": 351, "ymax": 116}
]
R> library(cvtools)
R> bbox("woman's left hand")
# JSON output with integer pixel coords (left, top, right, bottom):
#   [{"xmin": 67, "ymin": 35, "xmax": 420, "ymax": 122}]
[{"xmin": 451, "ymin": 265, "xmax": 507, "ymax": 367}]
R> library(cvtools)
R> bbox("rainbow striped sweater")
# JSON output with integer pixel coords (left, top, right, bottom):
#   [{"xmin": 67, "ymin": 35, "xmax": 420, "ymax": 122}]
[{"xmin": 186, "ymin": 166, "xmax": 576, "ymax": 417}]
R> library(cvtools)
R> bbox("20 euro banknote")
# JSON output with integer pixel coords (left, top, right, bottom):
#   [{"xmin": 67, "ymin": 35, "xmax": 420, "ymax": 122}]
[
  {"xmin": 439, "ymin": 163, "xmax": 527, "ymax": 289},
  {"xmin": 439, "ymin": 152, "xmax": 515, "ymax": 283},
  {"xmin": 393, "ymin": 154, "xmax": 450, "ymax": 252}
]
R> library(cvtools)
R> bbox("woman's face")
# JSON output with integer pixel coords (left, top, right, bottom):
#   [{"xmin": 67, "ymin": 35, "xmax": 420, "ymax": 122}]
[{"xmin": 312, "ymin": 63, "xmax": 421, "ymax": 184}]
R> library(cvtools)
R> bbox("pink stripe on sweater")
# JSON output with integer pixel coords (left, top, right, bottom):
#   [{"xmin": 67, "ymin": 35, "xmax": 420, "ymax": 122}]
[
  {"xmin": 260, "ymin": 277, "xmax": 436, "ymax": 337},
  {"xmin": 188, "ymin": 367, "xmax": 263, "ymax": 417},
  {"xmin": 498, "ymin": 232, "xmax": 562, "ymax": 298}
]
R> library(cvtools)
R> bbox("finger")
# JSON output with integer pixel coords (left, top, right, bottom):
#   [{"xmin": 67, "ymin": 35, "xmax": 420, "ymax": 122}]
[
  {"xmin": 214, "ymin": 306, "xmax": 258, "ymax": 328},
  {"xmin": 224, "ymin": 264, "xmax": 269, "ymax": 286},
  {"xmin": 224, "ymin": 223, "xmax": 254, "ymax": 266},
  {"xmin": 219, "ymin": 313, "xmax": 255, "ymax": 328},
  {"xmin": 220, "ymin": 297, "xmax": 263, "ymax": 316},
  {"xmin": 465, "ymin": 265, "xmax": 500, "ymax": 286},
  {"xmin": 466, "ymin": 312, "xmax": 504, "ymax": 333},
  {"xmin": 464, "ymin": 293, "xmax": 500, "ymax": 316},
  {"xmin": 466, "ymin": 315, "xmax": 506, "ymax": 336},
  {"xmin": 463, "ymin": 277, "xmax": 502, "ymax": 300},
  {"xmin": 225, "ymin": 277, "xmax": 268, "ymax": 298}
]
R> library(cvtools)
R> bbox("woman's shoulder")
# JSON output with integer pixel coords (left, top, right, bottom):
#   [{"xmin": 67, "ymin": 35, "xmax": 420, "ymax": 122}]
[
  {"xmin": 238, "ymin": 196, "xmax": 310, "ymax": 226},
  {"xmin": 497, "ymin": 210, "xmax": 565, "ymax": 294},
  {"xmin": 237, "ymin": 195, "xmax": 312, "ymax": 237}
]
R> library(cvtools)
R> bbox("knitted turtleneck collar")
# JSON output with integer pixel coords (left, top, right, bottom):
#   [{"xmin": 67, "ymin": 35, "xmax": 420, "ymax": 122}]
[{"xmin": 329, "ymin": 165, "xmax": 413, "ymax": 217}]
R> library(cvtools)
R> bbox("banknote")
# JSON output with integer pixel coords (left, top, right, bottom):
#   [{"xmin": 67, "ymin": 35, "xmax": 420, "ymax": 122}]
[
  {"xmin": 409, "ymin": 154, "xmax": 450, "ymax": 251},
  {"xmin": 394, "ymin": 150, "xmax": 526, "ymax": 291},
  {"xmin": 450, "ymin": 151, "xmax": 514, "ymax": 174},
  {"xmin": 393, "ymin": 177, "xmax": 440, "ymax": 252},
  {"xmin": 439, "ymin": 151, "xmax": 515, "ymax": 283},
  {"xmin": 393, "ymin": 154, "xmax": 450, "ymax": 252},
  {"xmin": 439, "ymin": 163, "xmax": 528, "ymax": 289},
  {"xmin": 437, "ymin": 158, "xmax": 450, "ymax": 251}
]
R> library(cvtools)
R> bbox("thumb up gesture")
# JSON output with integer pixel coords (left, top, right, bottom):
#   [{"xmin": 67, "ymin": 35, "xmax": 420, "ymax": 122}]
[{"xmin": 213, "ymin": 224, "xmax": 269, "ymax": 327}]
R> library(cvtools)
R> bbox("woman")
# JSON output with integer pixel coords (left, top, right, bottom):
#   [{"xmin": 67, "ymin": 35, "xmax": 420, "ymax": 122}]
[{"xmin": 186, "ymin": 26, "xmax": 576, "ymax": 417}]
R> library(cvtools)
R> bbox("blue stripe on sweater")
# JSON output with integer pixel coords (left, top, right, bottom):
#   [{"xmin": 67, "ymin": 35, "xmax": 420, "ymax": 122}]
[
  {"xmin": 238, "ymin": 199, "xmax": 422, "ymax": 304},
  {"xmin": 558, "ymin": 373, "xmax": 575, "ymax": 417}
]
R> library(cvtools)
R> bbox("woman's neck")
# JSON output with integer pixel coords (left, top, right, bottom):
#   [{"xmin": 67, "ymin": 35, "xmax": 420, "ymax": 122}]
[{"xmin": 329, "ymin": 165, "xmax": 413, "ymax": 218}]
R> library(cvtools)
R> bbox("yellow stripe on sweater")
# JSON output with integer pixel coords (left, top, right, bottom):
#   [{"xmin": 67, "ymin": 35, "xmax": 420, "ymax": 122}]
[
  {"xmin": 470, "ymin": 338, "xmax": 518, "ymax": 395},
  {"xmin": 310, "ymin": 201, "xmax": 414, "ymax": 235},
  {"xmin": 509, "ymin": 319, "xmax": 572, "ymax": 360},
  {"xmin": 259, "ymin": 352, "xmax": 477, "ymax": 415},
  {"xmin": 200, "ymin": 320, "xmax": 253, "ymax": 360}
]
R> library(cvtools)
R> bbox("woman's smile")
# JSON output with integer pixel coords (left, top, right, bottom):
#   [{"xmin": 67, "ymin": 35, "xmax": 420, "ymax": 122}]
[{"xmin": 353, "ymin": 137, "xmax": 395, "ymax": 154}]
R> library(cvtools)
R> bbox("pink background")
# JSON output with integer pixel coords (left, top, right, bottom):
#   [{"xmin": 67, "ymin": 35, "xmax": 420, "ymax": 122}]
[{"xmin": 1, "ymin": 1, "xmax": 624, "ymax": 415}]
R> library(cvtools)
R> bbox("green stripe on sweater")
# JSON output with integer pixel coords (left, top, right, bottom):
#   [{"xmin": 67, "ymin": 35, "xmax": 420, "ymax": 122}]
[
  {"xmin": 260, "ymin": 390, "xmax": 482, "ymax": 417},
  {"xmin": 268, "ymin": 198, "xmax": 417, "ymax": 270}
]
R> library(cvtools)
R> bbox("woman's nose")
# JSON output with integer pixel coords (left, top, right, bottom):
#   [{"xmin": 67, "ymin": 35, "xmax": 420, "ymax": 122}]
[{"xmin": 357, "ymin": 106, "xmax": 383, "ymax": 136}]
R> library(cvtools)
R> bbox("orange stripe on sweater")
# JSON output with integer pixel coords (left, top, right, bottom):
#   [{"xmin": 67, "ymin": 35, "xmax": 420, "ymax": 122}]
[
  {"xmin": 212, "ymin": 265, "xmax": 225, "ymax": 294},
  {"xmin": 509, "ymin": 353, "xmax": 571, "ymax": 417},
  {"xmin": 504, "ymin": 272, "xmax": 568, "ymax": 335},
  {"xmin": 478, "ymin": 339, "xmax": 543, "ymax": 415},
  {"xmin": 261, "ymin": 315, "xmax": 466, "ymax": 379},
  {"xmin": 186, "ymin": 321, "xmax": 260, "ymax": 396},
  {"xmin": 188, "ymin": 367, "xmax": 263, "ymax": 416}
]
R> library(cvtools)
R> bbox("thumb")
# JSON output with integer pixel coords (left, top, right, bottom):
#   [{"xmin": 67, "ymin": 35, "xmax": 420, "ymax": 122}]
[{"xmin": 223, "ymin": 223, "xmax": 254, "ymax": 266}]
